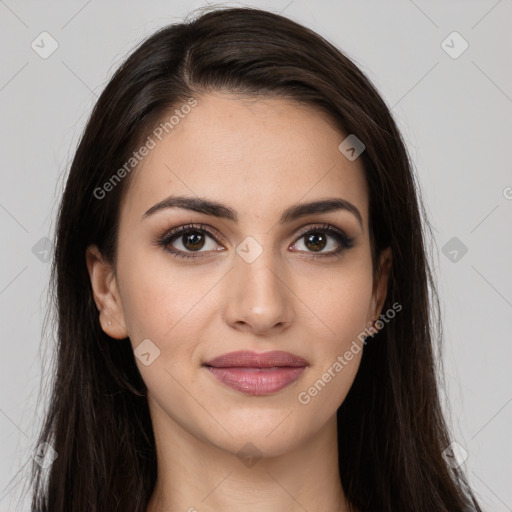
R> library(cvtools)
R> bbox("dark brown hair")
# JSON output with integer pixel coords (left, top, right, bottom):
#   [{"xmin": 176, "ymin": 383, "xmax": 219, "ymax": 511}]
[{"xmin": 25, "ymin": 6, "xmax": 481, "ymax": 511}]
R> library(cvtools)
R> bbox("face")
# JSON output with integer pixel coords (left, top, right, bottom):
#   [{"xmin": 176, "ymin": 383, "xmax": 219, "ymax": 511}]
[{"xmin": 86, "ymin": 92, "xmax": 391, "ymax": 458}]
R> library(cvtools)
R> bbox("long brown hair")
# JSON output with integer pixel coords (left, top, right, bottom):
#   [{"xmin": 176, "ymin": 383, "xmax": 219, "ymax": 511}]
[{"xmin": 26, "ymin": 6, "xmax": 481, "ymax": 511}]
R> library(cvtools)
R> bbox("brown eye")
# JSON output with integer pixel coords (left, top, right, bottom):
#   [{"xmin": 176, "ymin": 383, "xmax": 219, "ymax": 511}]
[
  {"xmin": 158, "ymin": 224, "xmax": 222, "ymax": 260},
  {"xmin": 303, "ymin": 231, "xmax": 328, "ymax": 252},
  {"xmin": 181, "ymin": 230, "xmax": 207, "ymax": 251},
  {"xmin": 291, "ymin": 224, "xmax": 355, "ymax": 258}
]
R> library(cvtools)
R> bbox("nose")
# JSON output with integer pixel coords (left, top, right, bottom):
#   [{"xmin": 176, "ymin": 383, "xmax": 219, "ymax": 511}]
[{"xmin": 223, "ymin": 243, "xmax": 295, "ymax": 336}]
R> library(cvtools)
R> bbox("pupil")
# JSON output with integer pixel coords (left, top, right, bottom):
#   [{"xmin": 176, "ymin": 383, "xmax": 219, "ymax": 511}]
[
  {"xmin": 306, "ymin": 232, "xmax": 326, "ymax": 252},
  {"xmin": 183, "ymin": 231, "xmax": 204, "ymax": 250}
]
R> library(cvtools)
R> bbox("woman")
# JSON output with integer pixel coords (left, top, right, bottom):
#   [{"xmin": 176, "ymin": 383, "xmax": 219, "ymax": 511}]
[{"xmin": 29, "ymin": 6, "xmax": 482, "ymax": 512}]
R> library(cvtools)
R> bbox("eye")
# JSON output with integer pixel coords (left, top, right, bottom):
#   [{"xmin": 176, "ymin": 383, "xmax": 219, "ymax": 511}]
[
  {"xmin": 157, "ymin": 224, "xmax": 222, "ymax": 260},
  {"xmin": 290, "ymin": 224, "xmax": 355, "ymax": 258}
]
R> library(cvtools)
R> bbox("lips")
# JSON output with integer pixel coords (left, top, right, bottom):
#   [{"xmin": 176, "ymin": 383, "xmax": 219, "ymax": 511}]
[
  {"xmin": 204, "ymin": 350, "xmax": 309, "ymax": 368},
  {"xmin": 203, "ymin": 350, "xmax": 309, "ymax": 396}
]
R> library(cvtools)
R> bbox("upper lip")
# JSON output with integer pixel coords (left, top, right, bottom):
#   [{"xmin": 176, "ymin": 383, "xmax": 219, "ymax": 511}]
[{"xmin": 203, "ymin": 350, "xmax": 309, "ymax": 368}]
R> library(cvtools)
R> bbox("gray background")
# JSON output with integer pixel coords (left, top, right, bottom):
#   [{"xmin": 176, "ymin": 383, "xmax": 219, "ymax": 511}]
[{"xmin": 0, "ymin": 0, "xmax": 511, "ymax": 510}]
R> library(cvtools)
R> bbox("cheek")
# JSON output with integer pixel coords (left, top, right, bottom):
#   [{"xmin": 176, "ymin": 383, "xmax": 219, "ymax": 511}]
[
  {"xmin": 116, "ymin": 247, "xmax": 221, "ymax": 388},
  {"xmin": 292, "ymin": 255, "xmax": 372, "ymax": 406},
  {"xmin": 295, "ymin": 253, "xmax": 374, "ymax": 347},
  {"xmin": 294, "ymin": 280, "xmax": 368, "ymax": 421},
  {"xmin": 117, "ymin": 245, "xmax": 211, "ymax": 341}
]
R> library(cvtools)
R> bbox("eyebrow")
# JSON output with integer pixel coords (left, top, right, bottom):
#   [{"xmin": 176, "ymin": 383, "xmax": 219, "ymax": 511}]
[{"xmin": 142, "ymin": 195, "xmax": 363, "ymax": 227}]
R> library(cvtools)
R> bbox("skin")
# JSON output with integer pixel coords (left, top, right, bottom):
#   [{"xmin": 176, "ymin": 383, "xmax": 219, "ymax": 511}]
[{"xmin": 86, "ymin": 92, "xmax": 392, "ymax": 512}]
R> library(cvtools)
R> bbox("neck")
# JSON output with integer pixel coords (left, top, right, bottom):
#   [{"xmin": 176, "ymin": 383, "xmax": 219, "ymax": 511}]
[{"xmin": 146, "ymin": 401, "xmax": 352, "ymax": 512}]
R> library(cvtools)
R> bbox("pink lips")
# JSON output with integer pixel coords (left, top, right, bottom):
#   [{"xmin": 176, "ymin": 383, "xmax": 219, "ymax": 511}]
[{"xmin": 203, "ymin": 350, "xmax": 309, "ymax": 396}]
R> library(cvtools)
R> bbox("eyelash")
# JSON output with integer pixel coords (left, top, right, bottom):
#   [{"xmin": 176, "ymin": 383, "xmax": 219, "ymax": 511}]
[{"xmin": 156, "ymin": 223, "xmax": 355, "ymax": 260}]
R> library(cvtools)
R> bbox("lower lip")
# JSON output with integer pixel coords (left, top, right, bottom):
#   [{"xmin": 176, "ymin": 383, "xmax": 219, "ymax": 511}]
[{"xmin": 205, "ymin": 366, "xmax": 306, "ymax": 395}]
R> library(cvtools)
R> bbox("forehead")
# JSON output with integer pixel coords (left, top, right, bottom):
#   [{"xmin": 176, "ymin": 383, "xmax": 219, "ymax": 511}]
[{"xmin": 120, "ymin": 93, "xmax": 369, "ymax": 227}]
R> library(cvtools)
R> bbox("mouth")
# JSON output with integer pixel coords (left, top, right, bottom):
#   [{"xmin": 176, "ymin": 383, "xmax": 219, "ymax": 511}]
[{"xmin": 203, "ymin": 350, "xmax": 309, "ymax": 396}]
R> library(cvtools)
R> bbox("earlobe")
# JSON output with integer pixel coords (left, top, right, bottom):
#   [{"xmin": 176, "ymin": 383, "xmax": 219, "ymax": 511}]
[{"xmin": 85, "ymin": 244, "xmax": 128, "ymax": 340}]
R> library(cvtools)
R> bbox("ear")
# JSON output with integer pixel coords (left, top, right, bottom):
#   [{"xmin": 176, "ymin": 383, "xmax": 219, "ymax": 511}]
[
  {"xmin": 368, "ymin": 246, "xmax": 392, "ymax": 324},
  {"xmin": 85, "ymin": 244, "xmax": 128, "ymax": 340}
]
